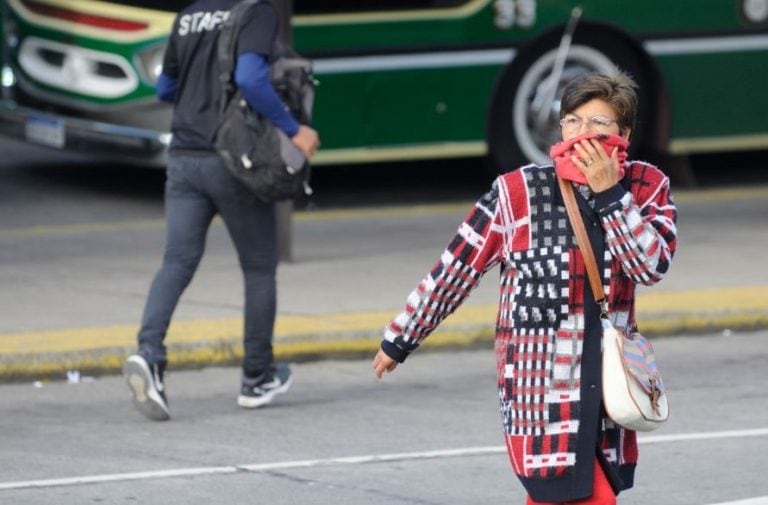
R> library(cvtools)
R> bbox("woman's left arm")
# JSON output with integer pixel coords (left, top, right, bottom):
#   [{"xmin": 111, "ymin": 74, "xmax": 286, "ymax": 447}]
[{"xmin": 594, "ymin": 163, "xmax": 678, "ymax": 286}]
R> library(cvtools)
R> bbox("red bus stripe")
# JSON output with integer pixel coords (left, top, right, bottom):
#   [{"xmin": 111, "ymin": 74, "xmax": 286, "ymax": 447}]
[{"xmin": 21, "ymin": 0, "xmax": 148, "ymax": 32}]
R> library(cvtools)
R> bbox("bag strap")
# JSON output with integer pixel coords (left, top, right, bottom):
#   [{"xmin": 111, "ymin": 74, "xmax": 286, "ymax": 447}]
[
  {"xmin": 217, "ymin": 0, "xmax": 266, "ymax": 116},
  {"xmin": 557, "ymin": 176, "xmax": 608, "ymax": 313}
]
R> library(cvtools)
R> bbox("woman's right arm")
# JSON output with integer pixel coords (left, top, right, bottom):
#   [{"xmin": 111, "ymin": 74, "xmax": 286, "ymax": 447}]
[{"xmin": 376, "ymin": 178, "xmax": 507, "ymax": 369}]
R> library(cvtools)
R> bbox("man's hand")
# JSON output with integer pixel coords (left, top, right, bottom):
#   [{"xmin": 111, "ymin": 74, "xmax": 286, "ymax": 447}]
[
  {"xmin": 372, "ymin": 348, "xmax": 398, "ymax": 380},
  {"xmin": 291, "ymin": 125, "xmax": 320, "ymax": 160}
]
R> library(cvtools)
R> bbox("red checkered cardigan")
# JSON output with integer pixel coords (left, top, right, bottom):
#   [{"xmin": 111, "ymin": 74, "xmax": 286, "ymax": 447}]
[{"xmin": 381, "ymin": 162, "xmax": 677, "ymax": 502}]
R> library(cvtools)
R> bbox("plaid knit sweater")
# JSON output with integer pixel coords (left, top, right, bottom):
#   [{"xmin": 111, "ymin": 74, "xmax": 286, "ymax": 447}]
[{"xmin": 382, "ymin": 162, "xmax": 677, "ymax": 502}]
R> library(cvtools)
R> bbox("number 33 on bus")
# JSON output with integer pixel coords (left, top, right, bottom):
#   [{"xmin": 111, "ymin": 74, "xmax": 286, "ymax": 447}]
[{"xmin": 1, "ymin": 0, "xmax": 767, "ymax": 177}]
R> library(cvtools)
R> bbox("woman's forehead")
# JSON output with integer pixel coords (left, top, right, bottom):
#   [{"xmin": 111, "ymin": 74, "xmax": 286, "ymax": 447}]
[{"xmin": 567, "ymin": 98, "xmax": 616, "ymax": 117}]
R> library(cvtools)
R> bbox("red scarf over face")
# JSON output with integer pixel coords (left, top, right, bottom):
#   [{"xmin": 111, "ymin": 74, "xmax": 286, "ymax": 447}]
[{"xmin": 549, "ymin": 133, "xmax": 629, "ymax": 184}]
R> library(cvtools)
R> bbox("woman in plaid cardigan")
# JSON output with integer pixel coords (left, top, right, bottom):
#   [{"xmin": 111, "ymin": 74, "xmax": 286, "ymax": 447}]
[{"xmin": 373, "ymin": 71, "xmax": 677, "ymax": 504}]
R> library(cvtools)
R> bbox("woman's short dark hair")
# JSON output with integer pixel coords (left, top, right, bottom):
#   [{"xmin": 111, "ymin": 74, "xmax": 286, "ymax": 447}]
[{"xmin": 560, "ymin": 71, "xmax": 638, "ymax": 134}]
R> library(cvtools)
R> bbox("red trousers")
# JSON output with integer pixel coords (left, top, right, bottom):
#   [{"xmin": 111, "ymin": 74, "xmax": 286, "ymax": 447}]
[{"xmin": 526, "ymin": 460, "xmax": 616, "ymax": 505}]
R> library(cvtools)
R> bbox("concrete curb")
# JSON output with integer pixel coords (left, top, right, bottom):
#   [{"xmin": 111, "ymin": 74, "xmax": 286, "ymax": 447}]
[
  {"xmin": 3, "ymin": 286, "xmax": 767, "ymax": 382},
  {"xmin": 3, "ymin": 305, "xmax": 767, "ymax": 383},
  {"xmin": 3, "ymin": 187, "xmax": 768, "ymax": 383}
]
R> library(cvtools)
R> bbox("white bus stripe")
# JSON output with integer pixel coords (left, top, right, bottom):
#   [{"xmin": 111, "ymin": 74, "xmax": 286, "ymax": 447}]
[
  {"xmin": 311, "ymin": 33, "xmax": 768, "ymax": 74},
  {"xmin": 644, "ymin": 34, "xmax": 768, "ymax": 55},
  {"xmin": 0, "ymin": 427, "xmax": 765, "ymax": 491},
  {"xmin": 314, "ymin": 48, "xmax": 515, "ymax": 74}
]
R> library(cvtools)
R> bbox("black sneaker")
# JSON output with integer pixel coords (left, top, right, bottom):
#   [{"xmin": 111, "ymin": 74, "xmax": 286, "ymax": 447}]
[
  {"xmin": 237, "ymin": 363, "xmax": 293, "ymax": 409},
  {"xmin": 123, "ymin": 354, "xmax": 170, "ymax": 421}
]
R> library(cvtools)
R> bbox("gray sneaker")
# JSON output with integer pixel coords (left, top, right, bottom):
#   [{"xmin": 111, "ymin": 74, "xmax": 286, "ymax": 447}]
[
  {"xmin": 237, "ymin": 363, "xmax": 293, "ymax": 409},
  {"xmin": 123, "ymin": 354, "xmax": 170, "ymax": 421}
]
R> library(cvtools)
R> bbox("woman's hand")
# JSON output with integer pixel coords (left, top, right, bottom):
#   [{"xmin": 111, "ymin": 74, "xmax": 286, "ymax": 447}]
[
  {"xmin": 372, "ymin": 348, "xmax": 398, "ymax": 379},
  {"xmin": 571, "ymin": 137, "xmax": 620, "ymax": 192}
]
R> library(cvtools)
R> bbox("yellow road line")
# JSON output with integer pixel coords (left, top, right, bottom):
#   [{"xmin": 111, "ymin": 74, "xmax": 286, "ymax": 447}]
[
  {"xmin": 3, "ymin": 286, "xmax": 768, "ymax": 381},
  {"xmin": 0, "ymin": 219, "xmax": 166, "ymax": 238},
  {"xmin": 2, "ymin": 286, "xmax": 767, "ymax": 356},
  {"xmin": 635, "ymin": 285, "xmax": 768, "ymax": 312},
  {"xmin": 0, "ymin": 305, "xmax": 495, "ymax": 355},
  {"xmin": 2, "ymin": 185, "xmax": 766, "ymax": 239},
  {"xmin": 671, "ymin": 185, "xmax": 768, "ymax": 203},
  {"xmin": 0, "ymin": 203, "xmax": 470, "ymax": 238},
  {"xmin": 312, "ymin": 142, "xmax": 486, "ymax": 165},
  {"xmin": 669, "ymin": 133, "xmax": 768, "ymax": 154}
]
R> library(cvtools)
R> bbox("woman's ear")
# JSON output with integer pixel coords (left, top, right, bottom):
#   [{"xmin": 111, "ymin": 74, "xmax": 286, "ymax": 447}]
[{"xmin": 621, "ymin": 129, "xmax": 632, "ymax": 141}]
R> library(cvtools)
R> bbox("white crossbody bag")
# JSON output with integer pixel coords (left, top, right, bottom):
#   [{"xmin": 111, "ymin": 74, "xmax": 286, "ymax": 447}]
[{"xmin": 558, "ymin": 176, "xmax": 669, "ymax": 432}]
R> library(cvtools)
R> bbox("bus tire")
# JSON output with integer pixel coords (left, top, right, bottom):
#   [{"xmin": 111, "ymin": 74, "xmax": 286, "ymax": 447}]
[{"xmin": 486, "ymin": 23, "xmax": 657, "ymax": 175}]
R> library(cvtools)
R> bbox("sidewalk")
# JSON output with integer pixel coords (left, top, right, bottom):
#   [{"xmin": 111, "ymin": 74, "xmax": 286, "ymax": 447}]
[{"xmin": 2, "ymin": 186, "xmax": 767, "ymax": 382}]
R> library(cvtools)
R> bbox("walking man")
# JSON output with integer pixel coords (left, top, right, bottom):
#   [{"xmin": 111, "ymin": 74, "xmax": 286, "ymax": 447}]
[{"xmin": 123, "ymin": 0, "xmax": 319, "ymax": 421}]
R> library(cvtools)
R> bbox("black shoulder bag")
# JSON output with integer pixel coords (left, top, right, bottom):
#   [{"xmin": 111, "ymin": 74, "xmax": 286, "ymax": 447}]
[{"xmin": 214, "ymin": 0, "xmax": 315, "ymax": 202}]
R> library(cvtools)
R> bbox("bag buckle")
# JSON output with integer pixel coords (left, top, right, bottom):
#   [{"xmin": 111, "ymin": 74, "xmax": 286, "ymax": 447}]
[
  {"xmin": 598, "ymin": 299, "xmax": 609, "ymax": 319},
  {"xmin": 649, "ymin": 378, "xmax": 662, "ymax": 416}
]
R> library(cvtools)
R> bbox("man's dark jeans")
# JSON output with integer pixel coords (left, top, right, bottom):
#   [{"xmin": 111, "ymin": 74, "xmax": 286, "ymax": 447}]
[{"xmin": 138, "ymin": 151, "xmax": 277, "ymax": 376}]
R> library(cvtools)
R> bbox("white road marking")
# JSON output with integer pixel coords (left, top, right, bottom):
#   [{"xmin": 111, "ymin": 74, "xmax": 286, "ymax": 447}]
[
  {"xmin": 0, "ymin": 427, "xmax": 766, "ymax": 491},
  {"xmin": 637, "ymin": 427, "xmax": 768, "ymax": 445},
  {"xmin": 707, "ymin": 499, "xmax": 768, "ymax": 505}
]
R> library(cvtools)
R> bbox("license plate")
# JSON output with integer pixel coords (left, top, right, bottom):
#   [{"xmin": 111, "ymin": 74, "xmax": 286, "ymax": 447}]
[{"xmin": 25, "ymin": 116, "xmax": 65, "ymax": 148}]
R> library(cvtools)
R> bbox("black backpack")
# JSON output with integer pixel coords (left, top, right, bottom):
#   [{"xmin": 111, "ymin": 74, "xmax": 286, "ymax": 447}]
[{"xmin": 214, "ymin": 0, "xmax": 315, "ymax": 203}]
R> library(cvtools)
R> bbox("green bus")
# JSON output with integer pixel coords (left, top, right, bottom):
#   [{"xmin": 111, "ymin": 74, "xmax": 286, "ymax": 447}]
[{"xmin": 1, "ymin": 0, "xmax": 767, "ymax": 174}]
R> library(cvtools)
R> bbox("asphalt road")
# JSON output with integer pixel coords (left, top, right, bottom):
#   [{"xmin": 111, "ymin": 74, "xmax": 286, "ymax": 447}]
[
  {"xmin": 2, "ymin": 138, "xmax": 768, "ymax": 504},
  {"xmin": 2, "ymin": 331, "xmax": 768, "ymax": 505},
  {"xmin": 2, "ymin": 138, "xmax": 768, "ymax": 337}
]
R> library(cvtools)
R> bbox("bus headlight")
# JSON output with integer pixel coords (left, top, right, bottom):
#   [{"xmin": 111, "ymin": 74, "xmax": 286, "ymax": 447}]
[
  {"xmin": 134, "ymin": 42, "xmax": 167, "ymax": 86},
  {"xmin": 2, "ymin": 65, "xmax": 16, "ymax": 88}
]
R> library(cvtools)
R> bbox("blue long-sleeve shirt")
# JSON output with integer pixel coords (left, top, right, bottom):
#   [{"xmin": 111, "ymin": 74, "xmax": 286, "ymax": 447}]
[
  {"xmin": 156, "ymin": 73, "xmax": 178, "ymax": 103},
  {"xmin": 156, "ymin": 52, "xmax": 299, "ymax": 138},
  {"xmin": 234, "ymin": 53, "xmax": 300, "ymax": 137}
]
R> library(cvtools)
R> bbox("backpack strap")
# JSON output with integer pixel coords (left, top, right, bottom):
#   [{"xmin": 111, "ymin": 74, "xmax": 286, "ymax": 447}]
[{"xmin": 217, "ymin": 0, "xmax": 265, "ymax": 116}]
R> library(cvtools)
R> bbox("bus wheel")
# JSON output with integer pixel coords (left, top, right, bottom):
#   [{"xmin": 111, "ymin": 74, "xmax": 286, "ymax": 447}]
[{"xmin": 486, "ymin": 25, "xmax": 654, "ymax": 174}]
